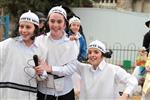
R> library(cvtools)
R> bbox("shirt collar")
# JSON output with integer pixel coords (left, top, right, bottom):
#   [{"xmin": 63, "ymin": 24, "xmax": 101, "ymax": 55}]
[
  {"xmin": 15, "ymin": 36, "xmax": 38, "ymax": 47},
  {"xmin": 47, "ymin": 31, "xmax": 69, "ymax": 41},
  {"xmin": 90, "ymin": 59, "xmax": 106, "ymax": 71}
]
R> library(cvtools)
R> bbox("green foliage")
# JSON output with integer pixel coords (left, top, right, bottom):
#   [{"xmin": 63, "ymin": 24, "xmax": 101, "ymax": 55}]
[{"xmin": 0, "ymin": 0, "xmax": 93, "ymax": 18}]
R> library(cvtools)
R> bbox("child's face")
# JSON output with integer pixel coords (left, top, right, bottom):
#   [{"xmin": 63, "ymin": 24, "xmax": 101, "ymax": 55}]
[
  {"xmin": 19, "ymin": 21, "xmax": 35, "ymax": 41},
  {"xmin": 48, "ymin": 13, "xmax": 66, "ymax": 34},
  {"xmin": 88, "ymin": 48, "xmax": 103, "ymax": 68},
  {"xmin": 70, "ymin": 22, "xmax": 80, "ymax": 34}
]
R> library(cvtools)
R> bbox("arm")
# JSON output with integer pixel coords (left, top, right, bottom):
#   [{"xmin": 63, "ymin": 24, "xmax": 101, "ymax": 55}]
[
  {"xmin": 51, "ymin": 60, "xmax": 83, "ymax": 76},
  {"xmin": 115, "ymin": 66, "xmax": 138, "ymax": 97},
  {"xmin": 0, "ymin": 38, "xmax": 11, "ymax": 68},
  {"xmin": 35, "ymin": 59, "xmax": 84, "ymax": 77},
  {"xmin": 78, "ymin": 36, "xmax": 87, "ymax": 62}
]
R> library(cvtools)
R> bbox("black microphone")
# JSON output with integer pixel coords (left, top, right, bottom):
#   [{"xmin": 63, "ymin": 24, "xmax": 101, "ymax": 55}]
[
  {"xmin": 33, "ymin": 55, "xmax": 48, "ymax": 79},
  {"xmin": 33, "ymin": 55, "xmax": 38, "ymax": 67}
]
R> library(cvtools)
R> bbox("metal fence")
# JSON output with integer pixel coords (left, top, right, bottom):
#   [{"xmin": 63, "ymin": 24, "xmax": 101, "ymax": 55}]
[{"xmin": 106, "ymin": 42, "xmax": 139, "ymax": 69}]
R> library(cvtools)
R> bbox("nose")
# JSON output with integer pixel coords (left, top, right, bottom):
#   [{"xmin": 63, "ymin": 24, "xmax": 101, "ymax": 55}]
[{"xmin": 53, "ymin": 21, "xmax": 59, "ymax": 27}]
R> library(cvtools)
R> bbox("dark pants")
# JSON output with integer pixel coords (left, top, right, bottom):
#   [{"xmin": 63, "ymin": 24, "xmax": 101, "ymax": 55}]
[{"xmin": 37, "ymin": 89, "xmax": 75, "ymax": 100}]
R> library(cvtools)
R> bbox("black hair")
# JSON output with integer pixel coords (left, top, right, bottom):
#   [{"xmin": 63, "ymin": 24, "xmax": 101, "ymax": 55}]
[{"xmin": 103, "ymin": 49, "xmax": 113, "ymax": 58}]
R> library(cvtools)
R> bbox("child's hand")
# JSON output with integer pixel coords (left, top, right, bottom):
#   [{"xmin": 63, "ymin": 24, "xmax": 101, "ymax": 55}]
[
  {"xmin": 119, "ymin": 93, "xmax": 129, "ymax": 100},
  {"xmin": 34, "ymin": 60, "xmax": 52, "ymax": 75},
  {"xmin": 146, "ymin": 66, "xmax": 150, "ymax": 72}
]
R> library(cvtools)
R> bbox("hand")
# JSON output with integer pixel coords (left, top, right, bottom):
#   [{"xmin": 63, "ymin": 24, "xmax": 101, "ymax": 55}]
[
  {"xmin": 138, "ymin": 78, "xmax": 145, "ymax": 87},
  {"xmin": 146, "ymin": 66, "xmax": 150, "ymax": 72},
  {"xmin": 34, "ymin": 60, "xmax": 52, "ymax": 75},
  {"xmin": 119, "ymin": 93, "xmax": 129, "ymax": 100},
  {"xmin": 69, "ymin": 35, "xmax": 78, "ymax": 40}
]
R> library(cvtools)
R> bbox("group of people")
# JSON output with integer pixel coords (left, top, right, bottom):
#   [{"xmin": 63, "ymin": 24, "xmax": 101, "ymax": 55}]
[
  {"xmin": 131, "ymin": 18, "xmax": 150, "ymax": 100},
  {"xmin": 2, "ymin": 5, "xmax": 149, "ymax": 100}
]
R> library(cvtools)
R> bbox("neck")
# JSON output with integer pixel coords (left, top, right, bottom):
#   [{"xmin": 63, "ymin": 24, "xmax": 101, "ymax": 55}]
[
  {"xmin": 51, "ymin": 31, "xmax": 64, "ymax": 40},
  {"xmin": 23, "ymin": 39, "xmax": 33, "ymax": 47}
]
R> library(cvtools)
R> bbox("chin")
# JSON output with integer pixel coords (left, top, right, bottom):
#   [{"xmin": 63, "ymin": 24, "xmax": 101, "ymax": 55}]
[{"xmin": 22, "ymin": 37, "xmax": 31, "ymax": 41}]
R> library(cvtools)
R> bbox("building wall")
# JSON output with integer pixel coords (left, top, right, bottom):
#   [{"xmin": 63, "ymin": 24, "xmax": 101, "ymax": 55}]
[{"xmin": 72, "ymin": 8, "xmax": 149, "ymax": 48}]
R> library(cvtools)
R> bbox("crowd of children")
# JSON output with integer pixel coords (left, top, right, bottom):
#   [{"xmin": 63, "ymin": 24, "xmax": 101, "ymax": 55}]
[{"xmin": 1, "ymin": 5, "xmax": 150, "ymax": 100}]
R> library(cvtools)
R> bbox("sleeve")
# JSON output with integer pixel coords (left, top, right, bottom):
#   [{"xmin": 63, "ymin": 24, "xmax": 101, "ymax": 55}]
[
  {"xmin": 78, "ymin": 36, "xmax": 87, "ymax": 62},
  {"xmin": 145, "ymin": 52, "xmax": 150, "ymax": 67},
  {"xmin": 52, "ymin": 60, "xmax": 84, "ymax": 77},
  {"xmin": 132, "ymin": 67, "xmax": 139, "ymax": 79},
  {"xmin": 0, "ymin": 38, "xmax": 11, "ymax": 68},
  {"xmin": 115, "ymin": 66, "xmax": 138, "ymax": 95}
]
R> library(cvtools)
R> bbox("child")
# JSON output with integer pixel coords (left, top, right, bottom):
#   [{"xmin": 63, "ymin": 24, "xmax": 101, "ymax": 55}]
[
  {"xmin": 40, "ymin": 40, "xmax": 138, "ymax": 100},
  {"xmin": 34, "ymin": 6, "xmax": 79, "ymax": 100},
  {"xmin": 133, "ymin": 47, "xmax": 147, "ymax": 86},
  {"xmin": 142, "ymin": 49, "xmax": 150, "ymax": 100},
  {"xmin": 68, "ymin": 16, "xmax": 87, "ymax": 62},
  {"xmin": 68, "ymin": 16, "xmax": 88, "ymax": 98},
  {"xmin": 0, "ymin": 10, "xmax": 39, "ymax": 100}
]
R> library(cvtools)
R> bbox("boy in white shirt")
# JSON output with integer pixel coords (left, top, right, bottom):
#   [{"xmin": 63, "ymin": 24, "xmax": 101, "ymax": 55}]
[
  {"xmin": 36, "ymin": 40, "xmax": 138, "ymax": 100},
  {"xmin": 0, "ymin": 10, "xmax": 39, "ymax": 100}
]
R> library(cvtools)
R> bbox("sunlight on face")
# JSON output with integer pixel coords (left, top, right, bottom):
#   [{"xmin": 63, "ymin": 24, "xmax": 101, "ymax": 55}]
[
  {"xmin": 70, "ymin": 22, "xmax": 80, "ymax": 34},
  {"xmin": 19, "ymin": 21, "xmax": 35, "ymax": 41},
  {"xmin": 88, "ymin": 48, "xmax": 103, "ymax": 67},
  {"xmin": 49, "ymin": 13, "xmax": 66, "ymax": 34}
]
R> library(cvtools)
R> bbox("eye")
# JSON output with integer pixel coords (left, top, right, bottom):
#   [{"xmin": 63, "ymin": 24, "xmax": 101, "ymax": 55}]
[
  {"xmin": 26, "ymin": 25, "xmax": 31, "ymax": 29},
  {"xmin": 19, "ymin": 25, "xmax": 24, "ymax": 29},
  {"xmin": 88, "ymin": 49, "xmax": 92, "ymax": 54},
  {"xmin": 94, "ymin": 50, "xmax": 100, "ymax": 54},
  {"xmin": 50, "ymin": 19, "xmax": 55, "ymax": 23},
  {"xmin": 77, "ymin": 24, "xmax": 80, "ymax": 27},
  {"xmin": 57, "ymin": 20, "xmax": 63, "ymax": 24}
]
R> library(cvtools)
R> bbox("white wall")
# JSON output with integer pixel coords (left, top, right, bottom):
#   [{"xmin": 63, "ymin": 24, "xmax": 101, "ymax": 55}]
[{"xmin": 72, "ymin": 8, "xmax": 150, "ymax": 48}]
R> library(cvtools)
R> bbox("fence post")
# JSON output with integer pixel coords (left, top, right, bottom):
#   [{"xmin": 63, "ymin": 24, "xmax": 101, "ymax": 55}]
[{"xmin": 3, "ymin": 15, "xmax": 9, "ymax": 39}]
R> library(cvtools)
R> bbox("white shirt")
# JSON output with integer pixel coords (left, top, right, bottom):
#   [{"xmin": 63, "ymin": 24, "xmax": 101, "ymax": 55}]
[
  {"xmin": 0, "ymin": 37, "xmax": 39, "ymax": 100},
  {"xmin": 35, "ymin": 32, "xmax": 79, "ymax": 96},
  {"xmin": 52, "ymin": 59, "xmax": 138, "ymax": 100}
]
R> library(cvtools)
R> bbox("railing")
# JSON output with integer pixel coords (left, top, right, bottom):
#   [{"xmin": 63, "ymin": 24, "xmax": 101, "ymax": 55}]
[{"xmin": 106, "ymin": 42, "xmax": 139, "ymax": 69}]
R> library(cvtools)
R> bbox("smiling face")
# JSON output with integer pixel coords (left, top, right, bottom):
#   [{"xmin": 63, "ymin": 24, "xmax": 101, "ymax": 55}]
[
  {"xmin": 48, "ymin": 13, "xmax": 66, "ymax": 39},
  {"xmin": 19, "ymin": 21, "xmax": 35, "ymax": 42},
  {"xmin": 88, "ymin": 48, "xmax": 103, "ymax": 69},
  {"xmin": 70, "ymin": 22, "xmax": 80, "ymax": 34}
]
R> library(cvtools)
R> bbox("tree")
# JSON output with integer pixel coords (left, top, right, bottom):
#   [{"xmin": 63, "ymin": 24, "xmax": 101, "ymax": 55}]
[{"xmin": 0, "ymin": 0, "xmax": 93, "ymax": 19}]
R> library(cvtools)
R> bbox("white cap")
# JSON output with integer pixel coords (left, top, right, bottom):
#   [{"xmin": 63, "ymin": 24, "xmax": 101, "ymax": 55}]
[
  {"xmin": 19, "ymin": 10, "xmax": 39, "ymax": 26},
  {"xmin": 69, "ymin": 16, "xmax": 81, "ymax": 25},
  {"xmin": 48, "ymin": 6, "xmax": 67, "ymax": 19},
  {"xmin": 88, "ymin": 40, "xmax": 106, "ymax": 53}
]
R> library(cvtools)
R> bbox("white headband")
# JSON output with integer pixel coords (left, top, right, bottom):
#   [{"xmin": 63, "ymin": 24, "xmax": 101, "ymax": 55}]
[
  {"xmin": 69, "ymin": 16, "xmax": 81, "ymax": 25},
  {"xmin": 19, "ymin": 10, "xmax": 39, "ymax": 26},
  {"xmin": 88, "ymin": 40, "xmax": 106, "ymax": 53},
  {"xmin": 48, "ymin": 6, "xmax": 67, "ymax": 19}
]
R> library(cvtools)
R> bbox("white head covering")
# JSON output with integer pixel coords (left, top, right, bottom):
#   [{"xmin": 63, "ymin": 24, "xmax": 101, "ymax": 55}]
[
  {"xmin": 88, "ymin": 40, "xmax": 106, "ymax": 53},
  {"xmin": 19, "ymin": 10, "xmax": 39, "ymax": 26},
  {"xmin": 48, "ymin": 6, "xmax": 67, "ymax": 19},
  {"xmin": 69, "ymin": 16, "xmax": 81, "ymax": 25}
]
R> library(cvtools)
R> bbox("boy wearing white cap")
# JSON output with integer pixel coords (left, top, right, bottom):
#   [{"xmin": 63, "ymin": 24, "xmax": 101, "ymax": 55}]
[
  {"xmin": 68, "ymin": 16, "xmax": 87, "ymax": 98},
  {"xmin": 0, "ymin": 10, "xmax": 39, "ymax": 100},
  {"xmin": 34, "ymin": 6, "xmax": 79, "ymax": 100},
  {"xmin": 68, "ymin": 16, "xmax": 87, "ymax": 62},
  {"xmin": 42, "ymin": 40, "xmax": 138, "ymax": 100}
]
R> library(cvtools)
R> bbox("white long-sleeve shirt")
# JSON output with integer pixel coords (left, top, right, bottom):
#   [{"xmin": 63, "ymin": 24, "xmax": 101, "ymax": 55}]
[
  {"xmin": 35, "ymin": 32, "xmax": 79, "ymax": 96},
  {"xmin": 0, "ymin": 37, "xmax": 39, "ymax": 100},
  {"xmin": 52, "ymin": 59, "xmax": 138, "ymax": 100}
]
